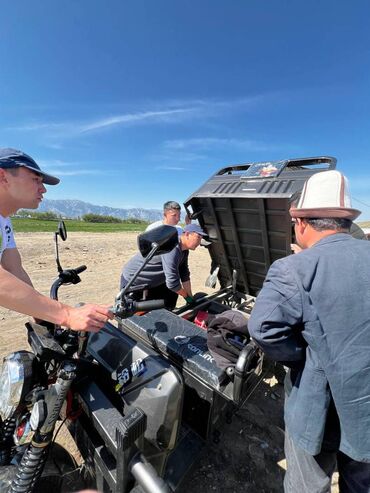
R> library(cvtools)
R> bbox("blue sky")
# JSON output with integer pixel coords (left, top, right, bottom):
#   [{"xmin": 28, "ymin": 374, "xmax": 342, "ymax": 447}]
[{"xmin": 1, "ymin": 1, "xmax": 370, "ymax": 219}]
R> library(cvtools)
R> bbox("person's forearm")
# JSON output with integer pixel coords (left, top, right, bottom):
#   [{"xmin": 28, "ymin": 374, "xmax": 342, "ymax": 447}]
[
  {"xmin": 14, "ymin": 266, "xmax": 34, "ymax": 287},
  {"xmin": 175, "ymin": 281, "xmax": 192, "ymax": 300},
  {"xmin": 182, "ymin": 280, "xmax": 192, "ymax": 297},
  {"xmin": 1, "ymin": 249, "xmax": 34, "ymax": 287},
  {"xmin": 248, "ymin": 260, "xmax": 306, "ymax": 363},
  {"xmin": 0, "ymin": 266, "xmax": 112, "ymax": 333},
  {"xmin": 176, "ymin": 287, "xmax": 189, "ymax": 298},
  {"xmin": 0, "ymin": 266, "xmax": 69, "ymax": 325}
]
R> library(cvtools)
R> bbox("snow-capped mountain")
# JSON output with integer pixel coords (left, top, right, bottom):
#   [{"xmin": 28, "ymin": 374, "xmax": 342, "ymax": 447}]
[{"xmin": 35, "ymin": 199, "xmax": 163, "ymax": 221}]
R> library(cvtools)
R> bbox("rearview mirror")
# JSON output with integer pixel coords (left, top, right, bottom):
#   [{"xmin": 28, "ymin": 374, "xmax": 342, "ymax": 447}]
[
  {"xmin": 57, "ymin": 221, "xmax": 67, "ymax": 241},
  {"xmin": 54, "ymin": 221, "xmax": 67, "ymax": 273},
  {"xmin": 138, "ymin": 225, "xmax": 178, "ymax": 258}
]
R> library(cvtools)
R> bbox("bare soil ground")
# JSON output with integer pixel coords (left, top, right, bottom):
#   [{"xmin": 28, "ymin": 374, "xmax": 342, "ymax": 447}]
[{"xmin": 0, "ymin": 232, "xmax": 338, "ymax": 492}]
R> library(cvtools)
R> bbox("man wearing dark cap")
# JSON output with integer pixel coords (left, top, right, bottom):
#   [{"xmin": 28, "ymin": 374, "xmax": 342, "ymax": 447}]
[
  {"xmin": 0, "ymin": 148, "xmax": 112, "ymax": 332},
  {"xmin": 120, "ymin": 223, "xmax": 206, "ymax": 309},
  {"xmin": 249, "ymin": 170, "xmax": 370, "ymax": 492}
]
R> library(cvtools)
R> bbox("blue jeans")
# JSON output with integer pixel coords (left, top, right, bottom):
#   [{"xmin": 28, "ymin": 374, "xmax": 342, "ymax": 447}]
[{"xmin": 284, "ymin": 432, "xmax": 370, "ymax": 493}]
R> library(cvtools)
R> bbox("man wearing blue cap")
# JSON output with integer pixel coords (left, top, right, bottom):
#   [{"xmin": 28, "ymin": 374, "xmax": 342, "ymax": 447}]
[
  {"xmin": 120, "ymin": 223, "xmax": 207, "ymax": 310},
  {"xmin": 0, "ymin": 148, "xmax": 112, "ymax": 332}
]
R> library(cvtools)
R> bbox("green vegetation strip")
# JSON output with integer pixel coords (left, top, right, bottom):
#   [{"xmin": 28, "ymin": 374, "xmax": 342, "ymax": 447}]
[
  {"xmin": 13, "ymin": 218, "xmax": 368, "ymax": 234},
  {"xmin": 12, "ymin": 218, "xmax": 148, "ymax": 233}
]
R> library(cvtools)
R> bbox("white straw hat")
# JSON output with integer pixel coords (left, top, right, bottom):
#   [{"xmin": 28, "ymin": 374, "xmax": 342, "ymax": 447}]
[{"xmin": 290, "ymin": 170, "xmax": 361, "ymax": 220}]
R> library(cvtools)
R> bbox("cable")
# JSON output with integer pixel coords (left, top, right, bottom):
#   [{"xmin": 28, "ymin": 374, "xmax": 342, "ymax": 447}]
[{"xmin": 353, "ymin": 196, "xmax": 370, "ymax": 210}]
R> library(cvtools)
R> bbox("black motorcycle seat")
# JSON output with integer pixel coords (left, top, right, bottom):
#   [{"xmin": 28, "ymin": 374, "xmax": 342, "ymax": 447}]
[{"xmin": 122, "ymin": 309, "xmax": 228, "ymax": 389}]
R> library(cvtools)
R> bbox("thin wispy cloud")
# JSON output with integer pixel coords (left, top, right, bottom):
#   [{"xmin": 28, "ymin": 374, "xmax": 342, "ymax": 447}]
[
  {"xmin": 80, "ymin": 108, "xmax": 196, "ymax": 133},
  {"xmin": 151, "ymin": 150, "xmax": 208, "ymax": 164},
  {"xmin": 151, "ymin": 136, "xmax": 268, "ymax": 167},
  {"xmin": 156, "ymin": 165, "xmax": 187, "ymax": 171},
  {"xmin": 5, "ymin": 95, "xmax": 268, "ymax": 142},
  {"xmin": 6, "ymin": 107, "xmax": 197, "ymax": 142},
  {"xmin": 9, "ymin": 123, "xmax": 64, "ymax": 132},
  {"xmin": 37, "ymin": 159, "xmax": 79, "ymax": 168},
  {"xmin": 48, "ymin": 169, "xmax": 105, "ymax": 177},
  {"xmin": 36, "ymin": 159, "xmax": 108, "ymax": 177},
  {"xmin": 154, "ymin": 134, "xmax": 304, "ymax": 167},
  {"xmin": 159, "ymin": 95, "xmax": 264, "ymax": 112},
  {"xmin": 163, "ymin": 137, "xmax": 277, "ymax": 153}
]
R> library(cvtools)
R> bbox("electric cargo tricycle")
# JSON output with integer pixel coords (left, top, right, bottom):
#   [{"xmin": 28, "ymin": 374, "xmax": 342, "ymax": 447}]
[{"xmin": 0, "ymin": 156, "xmax": 337, "ymax": 492}]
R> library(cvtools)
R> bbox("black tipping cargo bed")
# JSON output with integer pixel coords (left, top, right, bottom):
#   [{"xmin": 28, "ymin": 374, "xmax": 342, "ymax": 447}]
[{"xmin": 184, "ymin": 156, "xmax": 336, "ymax": 296}]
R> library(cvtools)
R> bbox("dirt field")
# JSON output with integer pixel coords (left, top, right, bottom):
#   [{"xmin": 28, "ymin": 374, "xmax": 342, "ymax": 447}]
[{"xmin": 0, "ymin": 232, "xmax": 338, "ymax": 492}]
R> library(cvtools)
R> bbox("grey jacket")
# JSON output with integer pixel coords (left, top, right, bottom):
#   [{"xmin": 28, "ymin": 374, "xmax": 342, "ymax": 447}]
[
  {"xmin": 121, "ymin": 243, "xmax": 190, "ymax": 292},
  {"xmin": 249, "ymin": 233, "xmax": 370, "ymax": 462}
]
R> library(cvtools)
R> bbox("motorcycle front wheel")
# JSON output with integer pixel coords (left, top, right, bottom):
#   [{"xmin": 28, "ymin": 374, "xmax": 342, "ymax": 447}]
[{"xmin": 1, "ymin": 443, "xmax": 87, "ymax": 493}]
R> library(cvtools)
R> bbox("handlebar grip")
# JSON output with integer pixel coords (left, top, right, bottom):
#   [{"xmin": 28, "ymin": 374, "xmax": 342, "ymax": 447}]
[
  {"xmin": 133, "ymin": 299, "xmax": 165, "ymax": 312},
  {"xmin": 75, "ymin": 265, "xmax": 87, "ymax": 274}
]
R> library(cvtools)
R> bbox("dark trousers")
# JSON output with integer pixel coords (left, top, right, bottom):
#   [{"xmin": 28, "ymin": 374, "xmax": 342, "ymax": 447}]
[
  {"xmin": 284, "ymin": 431, "xmax": 370, "ymax": 493},
  {"xmin": 120, "ymin": 277, "xmax": 178, "ymax": 311}
]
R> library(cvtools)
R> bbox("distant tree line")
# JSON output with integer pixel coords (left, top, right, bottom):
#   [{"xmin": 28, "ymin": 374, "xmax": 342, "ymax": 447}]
[
  {"xmin": 14, "ymin": 210, "xmax": 148, "ymax": 224},
  {"xmin": 81, "ymin": 213, "xmax": 147, "ymax": 224},
  {"xmin": 16, "ymin": 210, "xmax": 62, "ymax": 221}
]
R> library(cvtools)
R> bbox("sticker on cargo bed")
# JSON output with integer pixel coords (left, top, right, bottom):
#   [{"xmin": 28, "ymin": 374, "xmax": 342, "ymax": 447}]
[
  {"xmin": 174, "ymin": 336, "xmax": 214, "ymax": 363},
  {"xmin": 174, "ymin": 335, "xmax": 191, "ymax": 345},
  {"xmin": 243, "ymin": 160, "xmax": 285, "ymax": 179},
  {"xmin": 113, "ymin": 358, "xmax": 146, "ymax": 392}
]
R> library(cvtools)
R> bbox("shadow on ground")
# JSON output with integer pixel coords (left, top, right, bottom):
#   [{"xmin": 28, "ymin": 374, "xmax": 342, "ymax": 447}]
[{"xmin": 180, "ymin": 375, "xmax": 286, "ymax": 493}]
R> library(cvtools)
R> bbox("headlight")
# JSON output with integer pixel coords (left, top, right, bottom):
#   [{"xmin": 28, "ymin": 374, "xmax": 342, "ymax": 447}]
[{"xmin": 0, "ymin": 351, "xmax": 35, "ymax": 421}]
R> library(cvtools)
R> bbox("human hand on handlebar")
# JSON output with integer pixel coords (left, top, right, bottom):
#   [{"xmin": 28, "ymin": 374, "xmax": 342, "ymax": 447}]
[{"xmin": 62, "ymin": 304, "xmax": 113, "ymax": 332}]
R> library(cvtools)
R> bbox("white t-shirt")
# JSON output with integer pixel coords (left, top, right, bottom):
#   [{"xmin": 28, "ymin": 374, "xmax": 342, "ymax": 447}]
[
  {"xmin": 0, "ymin": 216, "xmax": 16, "ymax": 261},
  {"xmin": 146, "ymin": 220, "xmax": 183, "ymax": 236}
]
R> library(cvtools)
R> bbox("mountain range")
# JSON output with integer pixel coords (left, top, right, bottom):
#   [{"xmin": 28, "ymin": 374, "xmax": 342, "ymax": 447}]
[{"xmin": 34, "ymin": 199, "xmax": 163, "ymax": 221}]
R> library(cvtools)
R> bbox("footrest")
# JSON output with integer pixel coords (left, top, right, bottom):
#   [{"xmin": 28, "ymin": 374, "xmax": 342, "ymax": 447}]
[{"xmin": 116, "ymin": 408, "xmax": 147, "ymax": 450}]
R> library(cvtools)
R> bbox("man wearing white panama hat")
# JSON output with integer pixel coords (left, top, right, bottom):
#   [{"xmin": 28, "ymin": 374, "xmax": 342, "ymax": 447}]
[{"xmin": 249, "ymin": 170, "xmax": 370, "ymax": 492}]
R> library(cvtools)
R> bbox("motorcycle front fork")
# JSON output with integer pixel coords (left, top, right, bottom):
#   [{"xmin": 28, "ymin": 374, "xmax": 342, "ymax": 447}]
[
  {"xmin": 9, "ymin": 361, "xmax": 76, "ymax": 493},
  {"xmin": 0, "ymin": 417, "xmax": 16, "ymax": 465}
]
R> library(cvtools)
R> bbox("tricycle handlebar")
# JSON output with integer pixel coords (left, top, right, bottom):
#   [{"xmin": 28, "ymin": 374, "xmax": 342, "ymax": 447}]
[
  {"xmin": 113, "ymin": 298, "xmax": 165, "ymax": 318},
  {"xmin": 133, "ymin": 299, "xmax": 165, "ymax": 312},
  {"xmin": 50, "ymin": 266, "xmax": 87, "ymax": 300}
]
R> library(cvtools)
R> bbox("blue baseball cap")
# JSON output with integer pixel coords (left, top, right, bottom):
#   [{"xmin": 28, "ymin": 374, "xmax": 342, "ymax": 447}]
[
  {"xmin": 184, "ymin": 223, "xmax": 207, "ymax": 236},
  {"xmin": 0, "ymin": 148, "xmax": 60, "ymax": 185}
]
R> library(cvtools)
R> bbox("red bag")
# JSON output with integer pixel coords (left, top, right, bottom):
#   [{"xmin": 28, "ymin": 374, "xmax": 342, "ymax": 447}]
[{"xmin": 194, "ymin": 311, "xmax": 208, "ymax": 330}]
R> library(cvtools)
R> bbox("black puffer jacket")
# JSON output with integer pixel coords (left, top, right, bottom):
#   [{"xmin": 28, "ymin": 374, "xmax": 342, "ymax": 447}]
[{"xmin": 207, "ymin": 310, "xmax": 250, "ymax": 369}]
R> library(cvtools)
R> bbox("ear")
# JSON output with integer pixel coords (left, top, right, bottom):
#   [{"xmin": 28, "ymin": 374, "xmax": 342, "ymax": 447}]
[
  {"xmin": 296, "ymin": 218, "xmax": 308, "ymax": 235},
  {"xmin": 0, "ymin": 168, "xmax": 10, "ymax": 186}
]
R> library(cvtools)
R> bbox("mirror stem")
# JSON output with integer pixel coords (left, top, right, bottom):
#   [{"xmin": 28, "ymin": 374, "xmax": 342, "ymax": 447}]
[
  {"xmin": 116, "ymin": 242, "xmax": 159, "ymax": 301},
  {"xmin": 54, "ymin": 232, "xmax": 63, "ymax": 273}
]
